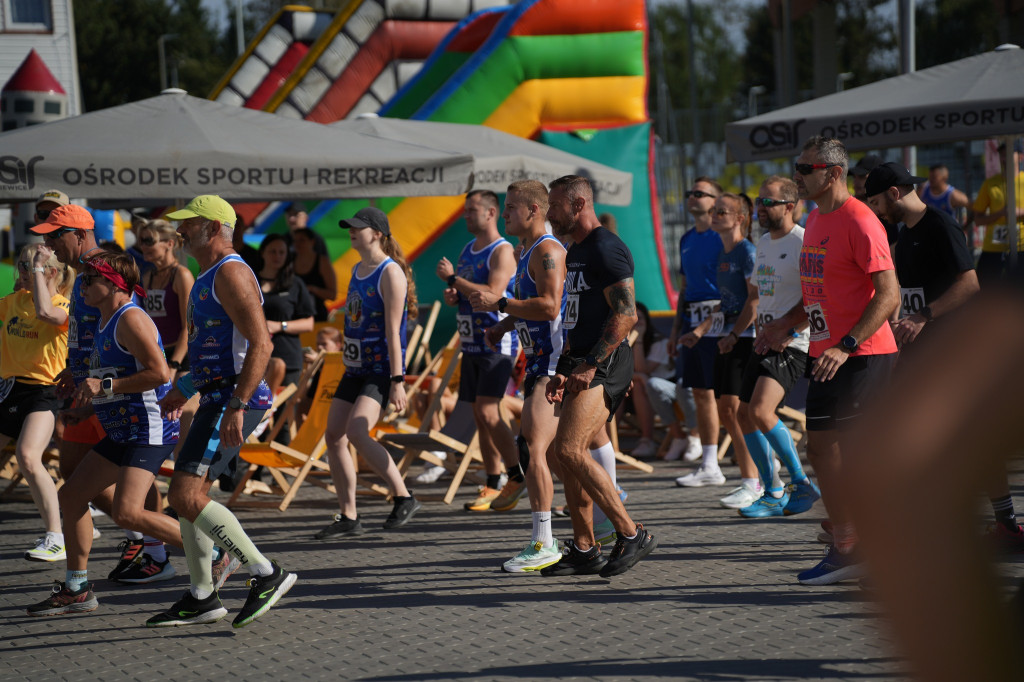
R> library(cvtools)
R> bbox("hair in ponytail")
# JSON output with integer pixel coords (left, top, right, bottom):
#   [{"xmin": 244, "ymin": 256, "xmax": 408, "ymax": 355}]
[{"xmin": 380, "ymin": 234, "xmax": 418, "ymax": 320}]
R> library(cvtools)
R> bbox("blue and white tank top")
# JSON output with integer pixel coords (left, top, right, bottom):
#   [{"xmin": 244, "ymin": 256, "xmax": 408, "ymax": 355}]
[
  {"xmin": 186, "ymin": 254, "xmax": 273, "ymax": 409},
  {"xmin": 67, "ymin": 275, "xmax": 101, "ymax": 382},
  {"xmin": 921, "ymin": 183, "xmax": 956, "ymax": 217},
  {"xmin": 513, "ymin": 235, "xmax": 565, "ymax": 378},
  {"xmin": 456, "ymin": 238, "xmax": 517, "ymax": 356},
  {"xmin": 89, "ymin": 302, "xmax": 178, "ymax": 445},
  {"xmin": 343, "ymin": 258, "xmax": 407, "ymax": 377}
]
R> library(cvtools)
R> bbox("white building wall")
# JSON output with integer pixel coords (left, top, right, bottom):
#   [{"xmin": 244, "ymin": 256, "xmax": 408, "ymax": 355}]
[{"xmin": 0, "ymin": 0, "xmax": 81, "ymax": 116}]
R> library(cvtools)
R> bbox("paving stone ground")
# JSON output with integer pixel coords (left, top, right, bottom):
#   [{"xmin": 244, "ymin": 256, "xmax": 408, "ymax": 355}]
[{"xmin": 2, "ymin": 455, "xmax": 1022, "ymax": 682}]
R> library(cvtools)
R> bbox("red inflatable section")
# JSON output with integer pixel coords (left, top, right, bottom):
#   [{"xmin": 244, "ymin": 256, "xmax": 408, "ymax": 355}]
[
  {"xmin": 448, "ymin": 11, "xmax": 505, "ymax": 51},
  {"xmin": 510, "ymin": 0, "xmax": 645, "ymax": 36},
  {"xmin": 244, "ymin": 43, "xmax": 310, "ymax": 111}
]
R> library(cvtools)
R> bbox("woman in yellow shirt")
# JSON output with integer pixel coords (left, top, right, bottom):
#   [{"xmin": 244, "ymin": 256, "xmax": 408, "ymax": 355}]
[{"xmin": 0, "ymin": 243, "xmax": 74, "ymax": 562}]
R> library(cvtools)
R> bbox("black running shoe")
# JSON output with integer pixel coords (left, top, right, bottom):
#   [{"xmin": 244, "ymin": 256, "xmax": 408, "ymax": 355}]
[
  {"xmin": 27, "ymin": 581, "xmax": 99, "ymax": 617},
  {"xmin": 232, "ymin": 562, "xmax": 297, "ymax": 629},
  {"xmin": 540, "ymin": 540, "xmax": 608, "ymax": 576},
  {"xmin": 599, "ymin": 523, "xmax": 657, "ymax": 578},
  {"xmin": 108, "ymin": 539, "xmax": 145, "ymax": 581},
  {"xmin": 117, "ymin": 554, "xmax": 177, "ymax": 584},
  {"xmin": 146, "ymin": 590, "xmax": 228, "ymax": 628},
  {"xmin": 383, "ymin": 496, "xmax": 422, "ymax": 530},
  {"xmin": 314, "ymin": 513, "xmax": 365, "ymax": 539}
]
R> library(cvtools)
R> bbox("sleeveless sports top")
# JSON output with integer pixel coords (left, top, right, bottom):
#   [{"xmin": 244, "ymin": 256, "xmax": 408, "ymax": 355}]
[
  {"xmin": 67, "ymin": 275, "xmax": 102, "ymax": 382},
  {"xmin": 90, "ymin": 302, "xmax": 178, "ymax": 444},
  {"xmin": 455, "ymin": 238, "xmax": 517, "ymax": 356},
  {"xmin": 187, "ymin": 254, "xmax": 273, "ymax": 409},
  {"xmin": 921, "ymin": 183, "xmax": 956, "ymax": 217},
  {"xmin": 513, "ymin": 235, "xmax": 565, "ymax": 378},
  {"xmin": 343, "ymin": 258, "xmax": 407, "ymax": 377},
  {"xmin": 143, "ymin": 267, "xmax": 183, "ymax": 346}
]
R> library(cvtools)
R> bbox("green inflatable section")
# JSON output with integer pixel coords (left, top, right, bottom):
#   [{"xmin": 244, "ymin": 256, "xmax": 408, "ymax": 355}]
[{"xmin": 0, "ymin": 262, "xmax": 16, "ymax": 298}]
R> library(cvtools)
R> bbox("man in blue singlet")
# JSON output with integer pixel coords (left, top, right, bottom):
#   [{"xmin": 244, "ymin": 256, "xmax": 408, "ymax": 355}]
[{"xmin": 917, "ymin": 164, "xmax": 970, "ymax": 221}]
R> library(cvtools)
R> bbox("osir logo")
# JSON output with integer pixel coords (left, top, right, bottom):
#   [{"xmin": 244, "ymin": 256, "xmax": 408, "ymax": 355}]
[
  {"xmin": 748, "ymin": 119, "xmax": 806, "ymax": 152},
  {"xmin": 0, "ymin": 155, "xmax": 44, "ymax": 188}
]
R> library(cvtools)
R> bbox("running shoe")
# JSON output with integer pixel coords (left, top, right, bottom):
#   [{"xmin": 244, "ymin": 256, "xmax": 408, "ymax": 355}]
[
  {"xmin": 682, "ymin": 437, "xmax": 703, "ymax": 462},
  {"xmin": 26, "ymin": 581, "xmax": 98, "ymax": 617},
  {"xmin": 739, "ymin": 491, "xmax": 790, "ymax": 518},
  {"xmin": 212, "ymin": 553, "xmax": 242, "ymax": 590},
  {"xmin": 489, "ymin": 479, "xmax": 527, "ymax": 512},
  {"xmin": 92, "ymin": 526, "xmax": 102, "ymax": 540},
  {"xmin": 594, "ymin": 519, "xmax": 616, "ymax": 546},
  {"xmin": 464, "ymin": 486, "xmax": 502, "ymax": 512},
  {"xmin": 25, "ymin": 535, "xmax": 66, "ymax": 562},
  {"xmin": 662, "ymin": 438, "xmax": 687, "ymax": 461},
  {"xmin": 719, "ymin": 481, "xmax": 762, "ymax": 509},
  {"xmin": 783, "ymin": 479, "xmax": 821, "ymax": 516},
  {"xmin": 232, "ymin": 562, "xmax": 297, "ymax": 628},
  {"xmin": 502, "ymin": 541, "xmax": 561, "ymax": 573},
  {"xmin": 600, "ymin": 523, "xmax": 657, "ymax": 578},
  {"xmin": 146, "ymin": 590, "xmax": 228, "ymax": 628},
  {"xmin": 540, "ymin": 540, "xmax": 607, "ymax": 576},
  {"xmin": 797, "ymin": 544, "xmax": 863, "ymax": 586},
  {"xmin": 988, "ymin": 523, "xmax": 1024, "ymax": 554},
  {"xmin": 108, "ymin": 539, "xmax": 145, "ymax": 580},
  {"xmin": 117, "ymin": 555, "xmax": 176, "ymax": 584},
  {"xmin": 414, "ymin": 464, "xmax": 447, "ymax": 484},
  {"xmin": 314, "ymin": 513, "xmax": 366, "ymax": 539},
  {"xmin": 818, "ymin": 520, "xmax": 834, "ymax": 544},
  {"xmin": 383, "ymin": 496, "xmax": 422, "ymax": 529},
  {"xmin": 675, "ymin": 466, "xmax": 726, "ymax": 488},
  {"xmin": 631, "ymin": 438, "xmax": 658, "ymax": 459},
  {"xmin": 617, "ymin": 484, "xmax": 628, "ymax": 503}
]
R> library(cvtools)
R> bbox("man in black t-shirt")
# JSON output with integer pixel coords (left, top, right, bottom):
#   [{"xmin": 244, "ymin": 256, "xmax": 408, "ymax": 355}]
[{"xmin": 540, "ymin": 175, "xmax": 657, "ymax": 579}]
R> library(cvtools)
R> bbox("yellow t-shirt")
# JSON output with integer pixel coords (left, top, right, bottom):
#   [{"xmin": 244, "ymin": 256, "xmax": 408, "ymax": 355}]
[
  {"xmin": 973, "ymin": 170, "xmax": 1024, "ymax": 252},
  {"xmin": 0, "ymin": 290, "xmax": 70, "ymax": 384}
]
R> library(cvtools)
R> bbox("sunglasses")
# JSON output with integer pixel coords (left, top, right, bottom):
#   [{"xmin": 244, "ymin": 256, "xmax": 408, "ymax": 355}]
[
  {"xmin": 685, "ymin": 190, "xmax": 716, "ymax": 199},
  {"xmin": 756, "ymin": 198, "xmax": 792, "ymax": 208},
  {"xmin": 713, "ymin": 209, "xmax": 736, "ymax": 216},
  {"xmin": 43, "ymin": 227, "xmax": 76, "ymax": 241},
  {"xmin": 138, "ymin": 237, "xmax": 159, "ymax": 247},
  {"xmin": 35, "ymin": 209, "xmax": 52, "ymax": 221},
  {"xmin": 794, "ymin": 163, "xmax": 840, "ymax": 175},
  {"xmin": 81, "ymin": 273, "xmax": 101, "ymax": 287},
  {"xmin": 17, "ymin": 261, "xmax": 32, "ymax": 271}
]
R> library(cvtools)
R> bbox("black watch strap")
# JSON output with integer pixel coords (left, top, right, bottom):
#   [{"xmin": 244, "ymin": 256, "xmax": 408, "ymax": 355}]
[
  {"xmin": 228, "ymin": 396, "xmax": 249, "ymax": 411},
  {"xmin": 447, "ymin": 274, "xmax": 457, "ymax": 287},
  {"xmin": 390, "ymin": 375, "xmax": 405, "ymax": 384},
  {"xmin": 497, "ymin": 297, "xmax": 508, "ymax": 313}
]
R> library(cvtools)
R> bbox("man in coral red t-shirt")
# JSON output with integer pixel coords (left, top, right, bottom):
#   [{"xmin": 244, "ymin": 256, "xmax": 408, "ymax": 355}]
[{"xmin": 793, "ymin": 137, "xmax": 899, "ymax": 586}]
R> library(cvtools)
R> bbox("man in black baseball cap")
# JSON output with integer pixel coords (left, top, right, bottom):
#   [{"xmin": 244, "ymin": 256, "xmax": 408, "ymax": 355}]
[
  {"xmin": 338, "ymin": 207, "xmax": 391, "ymax": 236},
  {"xmin": 850, "ymin": 154, "xmax": 883, "ymax": 201},
  {"xmin": 863, "ymin": 162, "xmax": 927, "ymax": 201}
]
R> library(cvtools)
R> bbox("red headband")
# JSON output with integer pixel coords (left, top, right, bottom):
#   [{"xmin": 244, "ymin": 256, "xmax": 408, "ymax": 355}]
[{"xmin": 87, "ymin": 258, "xmax": 146, "ymax": 298}]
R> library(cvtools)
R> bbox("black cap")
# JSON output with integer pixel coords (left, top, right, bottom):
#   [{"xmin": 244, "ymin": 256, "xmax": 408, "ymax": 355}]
[
  {"xmin": 851, "ymin": 154, "xmax": 883, "ymax": 177},
  {"xmin": 864, "ymin": 162, "xmax": 927, "ymax": 198},
  {"xmin": 338, "ymin": 207, "xmax": 391, "ymax": 236}
]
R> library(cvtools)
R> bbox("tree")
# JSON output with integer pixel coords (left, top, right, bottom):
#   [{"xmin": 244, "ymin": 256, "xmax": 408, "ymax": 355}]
[
  {"xmin": 915, "ymin": 0, "xmax": 1004, "ymax": 69},
  {"xmin": 75, "ymin": 0, "xmax": 233, "ymax": 111}
]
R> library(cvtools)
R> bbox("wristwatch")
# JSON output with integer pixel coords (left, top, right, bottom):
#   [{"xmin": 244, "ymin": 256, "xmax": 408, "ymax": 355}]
[
  {"xmin": 497, "ymin": 297, "xmax": 508, "ymax": 313},
  {"xmin": 920, "ymin": 305, "xmax": 934, "ymax": 322},
  {"xmin": 167, "ymin": 360, "xmax": 181, "ymax": 370},
  {"xmin": 840, "ymin": 335, "xmax": 859, "ymax": 353},
  {"xmin": 583, "ymin": 353, "xmax": 599, "ymax": 367},
  {"xmin": 447, "ymin": 274, "xmax": 457, "ymax": 287},
  {"xmin": 101, "ymin": 377, "xmax": 114, "ymax": 398},
  {"xmin": 390, "ymin": 374, "xmax": 405, "ymax": 384},
  {"xmin": 227, "ymin": 396, "xmax": 250, "ymax": 412},
  {"xmin": 281, "ymin": 320, "xmax": 289, "ymax": 333}
]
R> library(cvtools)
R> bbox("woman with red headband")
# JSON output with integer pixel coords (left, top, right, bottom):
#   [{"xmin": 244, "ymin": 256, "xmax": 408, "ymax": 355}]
[{"xmin": 27, "ymin": 252, "xmax": 182, "ymax": 617}]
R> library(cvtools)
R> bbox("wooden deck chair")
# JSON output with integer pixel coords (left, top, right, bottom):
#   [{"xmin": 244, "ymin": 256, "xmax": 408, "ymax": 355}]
[
  {"xmin": 610, "ymin": 330, "xmax": 654, "ymax": 474},
  {"xmin": 0, "ymin": 444, "xmax": 63, "ymax": 501},
  {"xmin": 405, "ymin": 300, "xmax": 442, "ymax": 376},
  {"xmin": 227, "ymin": 352, "xmax": 346, "ymax": 511}
]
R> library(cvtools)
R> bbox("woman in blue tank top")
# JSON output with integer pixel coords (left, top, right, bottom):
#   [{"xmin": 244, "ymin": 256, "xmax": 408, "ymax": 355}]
[
  {"xmin": 27, "ymin": 252, "xmax": 184, "ymax": 616},
  {"xmin": 317, "ymin": 207, "xmax": 422, "ymax": 539}
]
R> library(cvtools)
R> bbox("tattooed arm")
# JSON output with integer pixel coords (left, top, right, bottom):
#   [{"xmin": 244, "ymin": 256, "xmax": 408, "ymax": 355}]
[
  {"xmin": 587, "ymin": 278, "xmax": 638, "ymax": 363},
  {"xmin": 474, "ymin": 240, "xmax": 565, "ymax": 320}
]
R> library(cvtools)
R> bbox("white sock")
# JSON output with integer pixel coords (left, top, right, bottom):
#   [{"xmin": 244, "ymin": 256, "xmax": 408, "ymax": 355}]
[
  {"xmin": 144, "ymin": 537, "xmax": 167, "ymax": 562},
  {"xmin": 589, "ymin": 443, "xmax": 617, "ymax": 486},
  {"xmin": 124, "ymin": 529, "xmax": 144, "ymax": 541},
  {"xmin": 46, "ymin": 530, "xmax": 64, "ymax": 545},
  {"xmin": 701, "ymin": 444, "xmax": 719, "ymax": 471},
  {"xmin": 771, "ymin": 457, "xmax": 784, "ymax": 492},
  {"xmin": 532, "ymin": 511, "xmax": 553, "ymax": 547},
  {"xmin": 742, "ymin": 477, "xmax": 761, "ymax": 491}
]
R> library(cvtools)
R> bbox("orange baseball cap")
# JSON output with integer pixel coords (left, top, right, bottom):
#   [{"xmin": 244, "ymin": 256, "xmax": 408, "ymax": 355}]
[{"xmin": 30, "ymin": 204, "xmax": 95, "ymax": 234}]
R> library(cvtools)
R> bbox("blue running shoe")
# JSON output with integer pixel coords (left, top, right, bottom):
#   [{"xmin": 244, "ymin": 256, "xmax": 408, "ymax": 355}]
[
  {"xmin": 797, "ymin": 544, "xmax": 863, "ymax": 585},
  {"xmin": 739, "ymin": 491, "xmax": 790, "ymax": 518},
  {"xmin": 616, "ymin": 484, "xmax": 627, "ymax": 503},
  {"xmin": 783, "ymin": 479, "xmax": 821, "ymax": 516}
]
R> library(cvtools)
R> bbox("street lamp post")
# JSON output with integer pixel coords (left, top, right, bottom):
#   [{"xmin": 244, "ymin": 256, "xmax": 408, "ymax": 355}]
[
  {"xmin": 158, "ymin": 34, "xmax": 178, "ymax": 92},
  {"xmin": 836, "ymin": 72, "xmax": 854, "ymax": 92},
  {"xmin": 742, "ymin": 86, "xmax": 767, "ymax": 193}
]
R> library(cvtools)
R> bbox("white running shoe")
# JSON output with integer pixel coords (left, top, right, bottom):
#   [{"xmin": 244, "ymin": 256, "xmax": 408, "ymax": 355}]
[
  {"xmin": 502, "ymin": 540, "xmax": 561, "ymax": 573},
  {"xmin": 663, "ymin": 438, "xmax": 688, "ymax": 461},
  {"xmin": 88, "ymin": 503, "xmax": 106, "ymax": 518},
  {"xmin": 675, "ymin": 466, "xmax": 726, "ymax": 488},
  {"xmin": 631, "ymin": 438, "xmax": 658, "ymax": 459},
  {"xmin": 414, "ymin": 465, "xmax": 447, "ymax": 484},
  {"xmin": 92, "ymin": 526, "xmax": 102, "ymax": 540},
  {"xmin": 719, "ymin": 481, "xmax": 762, "ymax": 509},
  {"xmin": 25, "ymin": 535, "xmax": 66, "ymax": 562},
  {"xmin": 682, "ymin": 436, "xmax": 703, "ymax": 462}
]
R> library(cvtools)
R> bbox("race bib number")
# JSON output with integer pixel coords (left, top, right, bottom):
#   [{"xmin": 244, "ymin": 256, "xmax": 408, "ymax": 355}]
[
  {"xmin": 756, "ymin": 311, "xmax": 775, "ymax": 331},
  {"xmin": 456, "ymin": 314, "xmax": 473, "ymax": 339},
  {"xmin": 687, "ymin": 300, "xmax": 719, "ymax": 327},
  {"xmin": 342, "ymin": 336, "xmax": 362, "ymax": 368},
  {"xmin": 68, "ymin": 316, "xmax": 79, "ymax": 349},
  {"xmin": 992, "ymin": 225, "xmax": 1009, "ymax": 245},
  {"xmin": 707, "ymin": 312, "xmax": 725, "ymax": 337},
  {"xmin": 563, "ymin": 294, "xmax": 579, "ymax": 330},
  {"xmin": 89, "ymin": 367, "xmax": 123, "ymax": 405},
  {"xmin": 144, "ymin": 289, "xmax": 167, "ymax": 318},
  {"xmin": 804, "ymin": 303, "xmax": 830, "ymax": 343},
  {"xmin": 900, "ymin": 287, "xmax": 926, "ymax": 318},
  {"xmin": 514, "ymin": 320, "xmax": 534, "ymax": 353}
]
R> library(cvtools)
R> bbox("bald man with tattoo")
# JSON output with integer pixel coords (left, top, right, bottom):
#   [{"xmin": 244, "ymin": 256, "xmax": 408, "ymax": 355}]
[{"xmin": 541, "ymin": 175, "xmax": 657, "ymax": 578}]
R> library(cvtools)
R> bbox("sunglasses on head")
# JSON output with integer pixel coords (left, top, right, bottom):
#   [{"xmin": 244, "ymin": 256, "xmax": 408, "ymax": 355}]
[
  {"xmin": 685, "ymin": 190, "xmax": 716, "ymax": 199},
  {"xmin": 756, "ymin": 198, "xmax": 791, "ymax": 208},
  {"xmin": 794, "ymin": 162, "xmax": 840, "ymax": 175}
]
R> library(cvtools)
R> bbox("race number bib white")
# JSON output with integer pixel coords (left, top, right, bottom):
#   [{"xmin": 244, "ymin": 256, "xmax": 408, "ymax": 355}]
[
  {"xmin": 563, "ymin": 294, "xmax": 579, "ymax": 330},
  {"xmin": 456, "ymin": 314, "xmax": 473, "ymax": 339},
  {"xmin": 756, "ymin": 311, "xmax": 775, "ymax": 331},
  {"xmin": 514, "ymin": 320, "xmax": 534, "ymax": 354},
  {"xmin": 89, "ymin": 367, "xmax": 123, "ymax": 405},
  {"xmin": 342, "ymin": 336, "xmax": 362, "ymax": 368},
  {"xmin": 992, "ymin": 225, "xmax": 1009, "ymax": 245},
  {"xmin": 707, "ymin": 312, "xmax": 725, "ymax": 337},
  {"xmin": 804, "ymin": 303, "xmax": 830, "ymax": 343},
  {"xmin": 900, "ymin": 287, "xmax": 926, "ymax": 318},
  {"xmin": 687, "ymin": 300, "xmax": 719, "ymax": 327},
  {"xmin": 144, "ymin": 289, "xmax": 167, "ymax": 318},
  {"xmin": 68, "ymin": 316, "xmax": 79, "ymax": 349}
]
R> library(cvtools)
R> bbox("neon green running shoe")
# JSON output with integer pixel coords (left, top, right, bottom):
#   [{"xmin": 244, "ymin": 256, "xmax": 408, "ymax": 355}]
[
  {"xmin": 594, "ymin": 519, "xmax": 616, "ymax": 547},
  {"xmin": 501, "ymin": 540, "xmax": 560, "ymax": 573}
]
